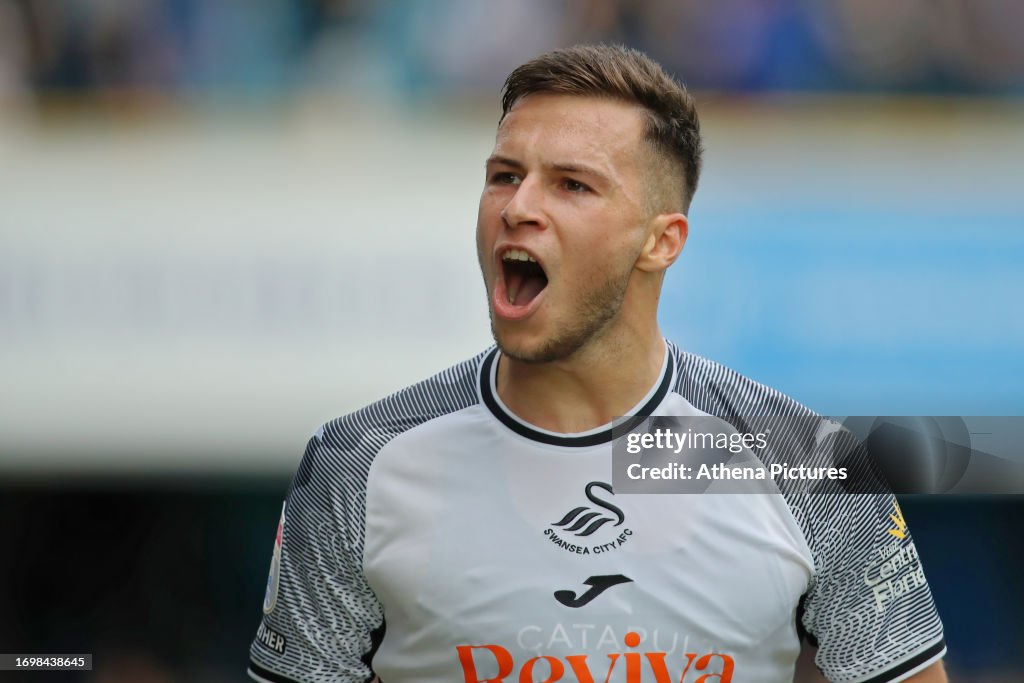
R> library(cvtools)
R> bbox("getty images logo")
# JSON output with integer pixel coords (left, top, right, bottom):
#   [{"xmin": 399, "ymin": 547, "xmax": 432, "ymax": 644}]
[{"xmin": 544, "ymin": 482, "xmax": 633, "ymax": 556}]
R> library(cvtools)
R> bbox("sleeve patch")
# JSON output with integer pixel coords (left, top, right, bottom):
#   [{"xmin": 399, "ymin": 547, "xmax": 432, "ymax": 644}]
[{"xmin": 262, "ymin": 501, "xmax": 286, "ymax": 615}]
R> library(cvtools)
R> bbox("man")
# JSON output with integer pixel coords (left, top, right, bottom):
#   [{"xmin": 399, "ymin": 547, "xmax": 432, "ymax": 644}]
[{"xmin": 248, "ymin": 45, "xmax": 946, "ymax": 683}]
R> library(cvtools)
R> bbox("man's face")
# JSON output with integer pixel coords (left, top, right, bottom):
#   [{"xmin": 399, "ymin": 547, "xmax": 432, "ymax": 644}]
[{"xmin": 477, "ymin": 93, "xmax": 656, "ymax": 363}]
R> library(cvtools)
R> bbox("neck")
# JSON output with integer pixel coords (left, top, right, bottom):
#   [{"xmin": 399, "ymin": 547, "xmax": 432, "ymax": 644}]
[{"xmin": 495, "ymin": 327, "xmax": 667, "ymax": 434}]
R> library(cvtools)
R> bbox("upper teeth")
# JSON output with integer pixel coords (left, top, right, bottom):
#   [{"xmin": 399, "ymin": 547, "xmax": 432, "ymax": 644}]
[{"xmin": 502, "ymin": 249, "xmax": 536, "ymax": 263}]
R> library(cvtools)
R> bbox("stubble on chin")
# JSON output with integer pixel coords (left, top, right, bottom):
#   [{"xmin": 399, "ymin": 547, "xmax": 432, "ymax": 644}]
[{"xmin": 488, "ymin": 267, "xmax": 632, "ymax": 365}]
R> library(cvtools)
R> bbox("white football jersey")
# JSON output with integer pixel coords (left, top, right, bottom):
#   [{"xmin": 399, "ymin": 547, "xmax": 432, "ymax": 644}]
[{"xmin": 249, "ymin": 343, "xmax": 945, "ymax": 683}]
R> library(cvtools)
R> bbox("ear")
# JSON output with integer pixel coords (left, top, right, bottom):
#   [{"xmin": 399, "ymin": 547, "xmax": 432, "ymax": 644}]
[{"xmin": 635, "ymin": 212, "xmax": 688, "ymax": 273}]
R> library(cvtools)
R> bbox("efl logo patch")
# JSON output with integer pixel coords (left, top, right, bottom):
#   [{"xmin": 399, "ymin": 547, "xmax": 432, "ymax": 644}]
[{"xmin": 263, "ymin": 501, "xmax": 285, "ymax": 615}]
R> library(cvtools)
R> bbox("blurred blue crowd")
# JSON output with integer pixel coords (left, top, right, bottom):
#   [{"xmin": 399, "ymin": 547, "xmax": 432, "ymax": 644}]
[{"xmin": 1, "ymin": 0, "xmax": 1023, "ymax": 99}]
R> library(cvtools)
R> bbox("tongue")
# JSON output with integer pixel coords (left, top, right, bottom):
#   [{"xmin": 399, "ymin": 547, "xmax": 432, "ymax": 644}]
[
  {"xmin": 506, "ymin": 271, "xmax": 524, "ymax": 305},
  {"xmin": 512, "ymin": 275, "xmax": 546, "ymax": 306}
]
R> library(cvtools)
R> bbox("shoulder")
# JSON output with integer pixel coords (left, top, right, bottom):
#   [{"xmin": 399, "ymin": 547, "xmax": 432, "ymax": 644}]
[
  {"xmin": 292, "ymin": 349, "xmax": 489, "ymax": 493},
  {"xmin": 667, "ymin": 340, "xmax": 816, "ymax": 419}
]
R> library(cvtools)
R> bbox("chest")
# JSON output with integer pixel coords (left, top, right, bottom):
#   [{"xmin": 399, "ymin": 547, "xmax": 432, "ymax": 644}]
[{"xmin": 360, "ymin": 432, "xmax": 812, "ymax": 681}]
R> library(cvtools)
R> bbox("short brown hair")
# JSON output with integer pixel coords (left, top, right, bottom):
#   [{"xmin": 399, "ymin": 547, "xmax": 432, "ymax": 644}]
[{"xmin": 501, "ymin": 44, "xmax": 702, "ymax": 211}]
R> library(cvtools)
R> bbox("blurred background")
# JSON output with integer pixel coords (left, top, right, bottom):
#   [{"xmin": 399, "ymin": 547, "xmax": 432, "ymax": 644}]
[{"xmin": 1, "ymin": 1, "xmax": 1022, "ymax": 680}]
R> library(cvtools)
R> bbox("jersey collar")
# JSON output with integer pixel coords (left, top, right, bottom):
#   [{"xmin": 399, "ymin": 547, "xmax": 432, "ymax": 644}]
[{"xmin": 478, "ymin": 344, "xmax": 675, "ymax": 448}]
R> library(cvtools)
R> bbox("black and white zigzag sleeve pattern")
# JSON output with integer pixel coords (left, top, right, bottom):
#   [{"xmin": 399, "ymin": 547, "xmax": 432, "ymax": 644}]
[
  {"xmin": 668, "ymin": 342, "xmax": 945, "ymax": 683},
  {"xmin": 248, "ymin": 352, "xmax": 485, "ymax": 683}
]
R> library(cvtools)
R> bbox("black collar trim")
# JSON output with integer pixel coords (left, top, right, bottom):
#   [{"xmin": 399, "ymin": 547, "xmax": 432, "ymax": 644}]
[{"xmin": 478, "ymin": 346, "xmax": 674, "ymax": 448}]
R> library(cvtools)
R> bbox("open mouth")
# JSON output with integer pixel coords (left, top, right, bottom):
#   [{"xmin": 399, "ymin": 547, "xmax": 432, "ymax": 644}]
[{"xmin": 501, "ymin": 248, "xmax": 548, "ymax": 308}]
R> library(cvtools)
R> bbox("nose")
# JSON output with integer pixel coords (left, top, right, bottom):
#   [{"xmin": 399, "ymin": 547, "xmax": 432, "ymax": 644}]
[{"xmin": 500, "ymin": 176, "xmax": 546, "ymax": 229}]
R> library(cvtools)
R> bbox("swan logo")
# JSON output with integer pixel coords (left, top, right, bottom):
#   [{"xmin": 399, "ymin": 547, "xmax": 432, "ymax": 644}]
[{"xmin": 544, "ymin": 482, "xmax": 632, "ymax": 555}]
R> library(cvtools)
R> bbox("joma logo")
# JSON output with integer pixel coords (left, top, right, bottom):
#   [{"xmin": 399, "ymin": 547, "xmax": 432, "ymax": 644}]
[{"xmin": 456, "ymin": 631, "xmax": 734, "ymax": 682}]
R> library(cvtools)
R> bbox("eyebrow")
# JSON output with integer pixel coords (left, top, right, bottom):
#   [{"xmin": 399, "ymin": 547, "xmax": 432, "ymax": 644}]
[{"xmin": 486, "ymin": 155, "xmax": 614, "ymax": 186}]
